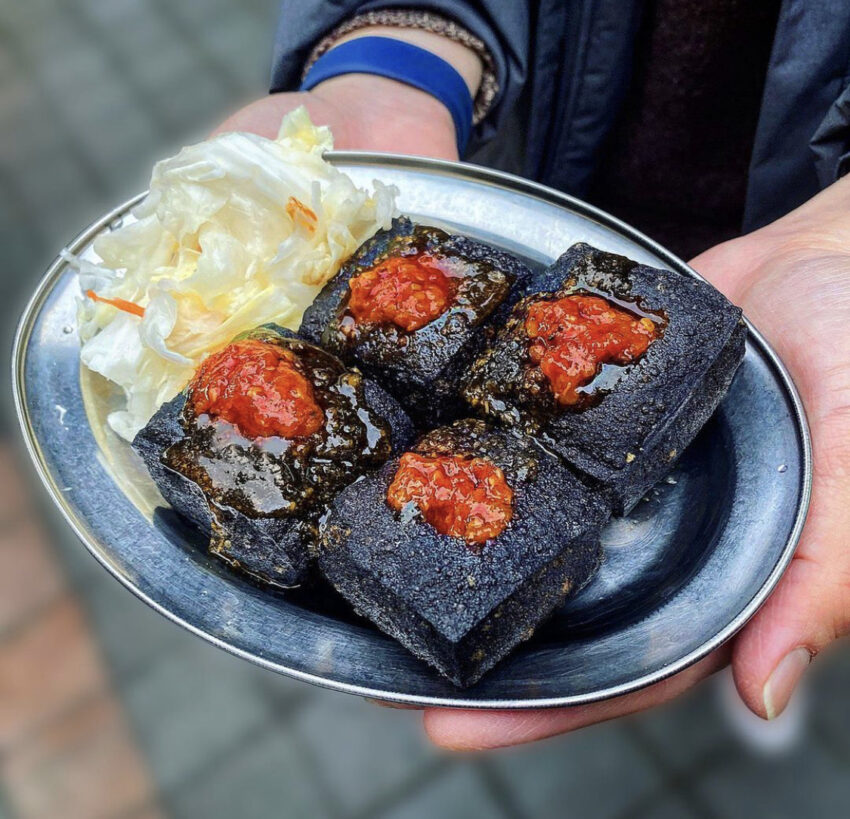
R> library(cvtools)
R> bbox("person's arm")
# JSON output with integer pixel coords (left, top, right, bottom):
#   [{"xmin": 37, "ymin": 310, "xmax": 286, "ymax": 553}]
[
  {"xmin": 271, "ymin": 2, "xmax": 529, "ymax": 145},
  {"xmin": 214, "ymin": 61, "xmax": 465, "ymax": 160},
  {"xmin": 424, "ymin": 174, "xmax": 850, "ymax": 748},
  {"xmin": 215, "ymin": 3, "xmax": 529, "ymax": 159}
]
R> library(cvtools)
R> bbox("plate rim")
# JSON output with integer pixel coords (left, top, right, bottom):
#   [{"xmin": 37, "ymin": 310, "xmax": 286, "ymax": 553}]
[{"xmin": 12, "ymin": 152, "xmax": 813, "ymax": 708}]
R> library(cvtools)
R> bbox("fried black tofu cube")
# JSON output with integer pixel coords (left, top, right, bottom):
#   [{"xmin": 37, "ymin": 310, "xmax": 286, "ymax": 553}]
[
  {"xmin": 318, "ymin": 419, "xmax": 610, "ymax": 686},
  {"xmin": 133, "ymin": 325, "xmax": 414, "ymax": 588},
  {"xmin": 299, "ymin": 217, "xmax": 531, "ymax": 423},
  {"xmin": 461, "ymin": 243, "xmax": 746, "ymax": 514}
]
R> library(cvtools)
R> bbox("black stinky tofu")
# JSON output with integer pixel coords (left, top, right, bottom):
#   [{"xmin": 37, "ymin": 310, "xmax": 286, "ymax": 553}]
[
  {"xmin": 462, "ymin": 243, "xmax": 746, "ymax": 514},
  {"xmin": 133, "ymin": 324, "xmax": 414, "ymax": 588},
  {"xmin": 299, "ymin": 217, "xmax": 531, "ymax": 422},
  {"xmin": 318, "ymin": 419, "xmax": 610, "ymax": 686}
]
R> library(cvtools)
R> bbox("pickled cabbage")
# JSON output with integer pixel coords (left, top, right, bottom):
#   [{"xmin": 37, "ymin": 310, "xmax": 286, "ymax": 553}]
[{"xmin": 67, "ymin": 108, "xmax": 397, "ymax": 440}]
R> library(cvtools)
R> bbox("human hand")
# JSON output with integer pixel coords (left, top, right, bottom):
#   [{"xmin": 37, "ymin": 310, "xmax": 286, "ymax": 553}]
[
  {"xmin": 213, "ymin": 74, "xmax": 458, "ymax": 161},
  {"xmin": 424, "ymin": 175, "xmax": 850, "ymax": 749}
]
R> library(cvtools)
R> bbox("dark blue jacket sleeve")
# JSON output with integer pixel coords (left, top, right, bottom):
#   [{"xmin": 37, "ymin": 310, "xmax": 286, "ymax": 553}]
[{"xmin": 270, "ymin": 1, "xmax": 530, "ymax": 142}]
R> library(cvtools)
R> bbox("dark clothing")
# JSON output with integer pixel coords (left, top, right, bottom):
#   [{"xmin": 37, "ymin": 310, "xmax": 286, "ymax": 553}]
[
  {"xmin": 590, "ymin": 0, "xmax": 783, "ymax": 258},
  {"xmin": 271, "ymin": 1, "xmax": 850, "ymax": 254}
]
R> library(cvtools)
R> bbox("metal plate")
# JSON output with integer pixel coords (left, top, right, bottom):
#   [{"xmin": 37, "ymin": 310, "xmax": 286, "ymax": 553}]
[{"xmin": 12, "ymin": 154, "xmax": 811, "ymax": 708}]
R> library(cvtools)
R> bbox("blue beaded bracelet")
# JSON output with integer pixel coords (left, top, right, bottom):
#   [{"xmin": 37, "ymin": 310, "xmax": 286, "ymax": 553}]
[{"xmin": 300, "ymin": 36, "xmax": 473, "ymax": 156}]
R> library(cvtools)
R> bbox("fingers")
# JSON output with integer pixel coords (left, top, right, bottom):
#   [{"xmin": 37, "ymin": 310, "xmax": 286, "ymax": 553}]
[
  {"xmin": 732, "ymin": 472, "xmax": 850, "ymax": 720},
  {"xmin": 423, "ymin": 650, "xmax": 728, "ymax": 751}
]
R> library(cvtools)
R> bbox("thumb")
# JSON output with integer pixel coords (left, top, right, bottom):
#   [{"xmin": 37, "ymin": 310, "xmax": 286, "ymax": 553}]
[{"xmin": 732, "ymin": 473, "xmax": 850, "ymax": 719}]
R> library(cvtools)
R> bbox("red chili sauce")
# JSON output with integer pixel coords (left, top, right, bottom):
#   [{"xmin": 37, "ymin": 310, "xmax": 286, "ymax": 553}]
[
  {"xmin": 347, "ymin": 254, "xmax": 457, "ymax": 332},
  {"xmin": 387, "ymin": 453, "xmax": 513, "ymax": 545},
  {"xmin": 189, "ymin": 339, "xmax": 324, "ymax": 440},
  {"xmin": 525, "ymin": 294, "xmax": 658, "ymax": 406}
]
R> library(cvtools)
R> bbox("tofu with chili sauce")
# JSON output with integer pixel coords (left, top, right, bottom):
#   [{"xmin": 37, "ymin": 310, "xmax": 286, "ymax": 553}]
[
  {"xmin": 318, "ymin": 419, "xmax": 610, "ymax": 686},
  {"xmin": 299, "ymin": 218, "xmax": 531, "ymax": 423},
  {"xmin": 462, "ymin": 243, "xmax": 746, "ymax": 514},
  {"xmin": 132, "ymin": 325, "xmax": 414, "ymax": 588}
]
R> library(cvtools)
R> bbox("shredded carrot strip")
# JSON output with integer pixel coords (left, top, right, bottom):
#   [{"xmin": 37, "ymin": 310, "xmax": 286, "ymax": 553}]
[
  {"xmin": 286, "ymin": 196, "xmax": 317, "ymax": 233},
  {"xmin": 86, "ymin": 289, "xmax": 145, "ymax": 318}
]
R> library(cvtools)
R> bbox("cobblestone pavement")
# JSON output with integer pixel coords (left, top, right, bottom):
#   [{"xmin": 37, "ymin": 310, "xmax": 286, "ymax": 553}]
[{"xmin": 2, "ymin": 2, "xmax": 850, "ymax": 818}]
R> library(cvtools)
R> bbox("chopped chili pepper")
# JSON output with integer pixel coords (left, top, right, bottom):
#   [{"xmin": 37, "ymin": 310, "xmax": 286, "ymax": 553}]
[
  {"xmin": 387, "ymin": 452, "xmax": 513, "ymax": 544},
  {"xmin": 189, "ymin": 339, "xmax": 324, "ymax": 439},
  {"xmin": 525, "ymin": 294, "xmax": 658, "ymax": 405},
  {"xmin": 348, "ymin": 254, "xmax": 457, "ymax": 332}
]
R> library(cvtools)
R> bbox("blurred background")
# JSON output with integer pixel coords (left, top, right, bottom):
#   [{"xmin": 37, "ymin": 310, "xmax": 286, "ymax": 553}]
[{"xmin": 2, "ymin": 1, "xmax": 850, "ymax": 818}]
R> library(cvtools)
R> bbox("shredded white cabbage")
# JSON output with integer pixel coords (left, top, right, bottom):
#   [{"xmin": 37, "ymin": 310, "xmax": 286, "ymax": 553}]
[{"xmin": 69, "ymin": 108, "xmax": 398, "ymax": 441}]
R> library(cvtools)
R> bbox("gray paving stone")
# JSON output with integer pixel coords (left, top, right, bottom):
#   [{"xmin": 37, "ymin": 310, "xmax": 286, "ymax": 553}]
[
  {"xmin": 0, "ymin": 177, "xmax": 43, "ymax": 255},
  {"xmin": 13, "ymin": 131, "xmax": 87, "ymax": 191},
  {"xmin": 0, "ymin": 0, "xmax": 57, "ymax": 46},
  {"xmin": 381, "ymin": 763, "xmax": 506, "ymax": 819},
  {"xmin": 491, "ymin": 720, "xmax": 664, "ymax": 819},
  {"xmin": 124, "ymin": 638, "xmax": 276, "ymax": 792},
  {"xmin": 692, "ymin": 738, "xmax": 850, "ymax": 819},
  {"xmin": 48, "ymin": 68, "xmax": 128, "ymax": 130},
  {"xmin": 238, "ymin": 0, "xmax": 281, "ymax": 27},
  {"xmin": 633, "ymin": 793, "xmax": 700, "ymax": 819},
  {"xmin": 76, "ymin": 0, "xmax": 144, "ymax": 29},
  {"xmin": 0, "ymin": 41, "xmax": 22, "ymax": 88},
  {"xmin": 252, "ymin": 664, "xmax": 315, "ymax": 714},
  {"xmin": 155, "ymin": 70, "xmax": 233, "ymax": 135},
  {"xmin": 293, "ymin": 691, "xmax": 438, "ymax": 817},
  {"xmin": 626, "ymin": 681, "xmax": 730, "ymax": 774},
  {"xmin": 0, "ymin": 103, "xmax": 68, "ymax": 186},
  {"xmin": 22, "ymin": 4, "xmax": 92, "ymax": 71},
  {"xmin": 165, "ymin": 0, "xmax": 257, "ymax": 23},
  {"xmin": 38, "ymin": 41, "xmax": 115, "ymax": 104},
  {"xmin": 170, "ymin": 724, "xmax": 332, "ymax": 819},
  {"xmin": 80, "ymin": 562, "xmax": 185, "ymax": 680},
  {"xmin": 170, "ymin": 4, "xmax": 272, "ymax": 92},
  {"xmin": 48, "ymin": 74, "xmax": 162, "ymax": 196},
  {"xmin": 70, "ymin": 6, "xmax": 227, "ymax": 139},
  {"xmin": 0, "ymin": 62, "xmax": 39, "ymax": 127},
  {"xmin": 19, "ymin": 151, "xmax": 96, "ymax": 220},
  {"xmin": 0, "ymin": 73, "xmax": 67, "ymax": 168},
  {"xmin": 126, "ymin": 40, "xmax": 203, "ymax": 99},
  {"xmin": 810, "ymin": 645, "xmax": 850, "ymax": 756},
  {"xmin": 67, "ymin": 112, "xmax": 162, "ymax": 199},
  {"xmin": 98, "ymin": 3, "xmax": 192, "ymax": 72},
  {"xmin": 134, "ymin": 53, "xmax": 232, "ymax": 137},
  {"xmin": 0, "ymin": 229, "xmax": 42, "ymax": 313}
]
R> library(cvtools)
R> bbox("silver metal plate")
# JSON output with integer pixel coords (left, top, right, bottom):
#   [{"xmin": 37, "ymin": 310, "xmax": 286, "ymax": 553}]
[{"xmin": 12, "ymin": 154, "xmax": 811, "ymax": 708}]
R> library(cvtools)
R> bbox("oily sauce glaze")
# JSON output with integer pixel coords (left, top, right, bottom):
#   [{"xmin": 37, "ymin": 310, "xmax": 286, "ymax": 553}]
[
  {"xmin": 463, "ymin": 279, "xmax": 666, "ymax": 433},
  {"xmin": 164, "ymin": 330, "xmax": 393, "ymax": 522}
]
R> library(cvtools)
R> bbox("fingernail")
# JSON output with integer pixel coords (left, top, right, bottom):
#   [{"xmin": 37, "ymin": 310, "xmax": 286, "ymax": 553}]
[{"xmin": 763, "ymin": 647, "xmax": 811, "ymax": 720}]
